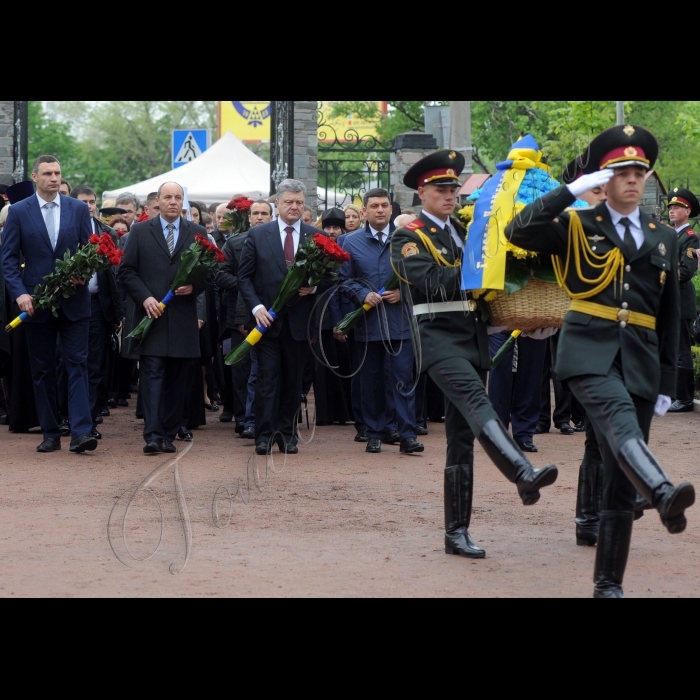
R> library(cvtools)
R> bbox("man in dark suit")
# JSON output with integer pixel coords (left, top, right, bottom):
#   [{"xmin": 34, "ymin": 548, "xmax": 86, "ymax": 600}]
[
  {"xmin": 118, "ymin": 182, "xmax": 209, "ymax": 455},
  {"xmin": 70, "ymin": 186, "xmax": 122, "ymax": 438},
  {"xmin": 238, "ymin": 180, "xmax": 324, "ymax": 455},
  {"xmin": 216, "ymin": 200, "xmax": 273, "ymax": 434},
  {"xmin": 0, "ymin": 156, "xmax": 96, "ymax": 454}
]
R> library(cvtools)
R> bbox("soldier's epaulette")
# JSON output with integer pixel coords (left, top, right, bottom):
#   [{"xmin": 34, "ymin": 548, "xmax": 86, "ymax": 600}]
[
  {"xmin": 404, "ymin": 219, "xmax": 426, "ymax": 233},
  {"xmin": 686, "ymin": 228, "xmax": 696, "ymax": 237}
]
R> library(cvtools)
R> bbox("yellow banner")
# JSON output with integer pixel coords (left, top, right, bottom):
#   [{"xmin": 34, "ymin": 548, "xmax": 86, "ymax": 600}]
[
  {"xmin": 219, "ymin": 101, "xmax": 272, "ymax": 142},
  {"xmin": 218, "ymin": 101, "xmax": 386, "ymax": 143}
]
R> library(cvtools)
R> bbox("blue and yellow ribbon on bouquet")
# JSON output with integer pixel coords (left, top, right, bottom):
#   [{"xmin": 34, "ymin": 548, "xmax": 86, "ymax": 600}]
[{"xmin": 462, "ymin": 135, "xmax": 551, "ymax": 292}]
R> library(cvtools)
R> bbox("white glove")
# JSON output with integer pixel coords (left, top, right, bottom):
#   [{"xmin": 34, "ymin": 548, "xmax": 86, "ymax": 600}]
[
  {"xmin": 654, "ymin": 395, "xmax": 672, "ymax": 418},
  {"xmin": 567, "ymin": 169, "xmax": 614, "ymax": 198}
]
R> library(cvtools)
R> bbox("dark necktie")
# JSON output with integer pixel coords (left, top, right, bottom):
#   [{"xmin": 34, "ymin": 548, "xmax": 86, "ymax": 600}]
[
  {"xmin": 377, "ymin": 230, "xmax": 384, "ymax": 247},
  {"xmin": 166, "ymin": 224, "xmax": 175, "ymax": 255},
  {"xmin": 619, "ymin": 217, "xmax": 636, "ymax": 258},
  {"xmin": 284, "ymin": 226, "xmax": 295, "ymax": 266}
]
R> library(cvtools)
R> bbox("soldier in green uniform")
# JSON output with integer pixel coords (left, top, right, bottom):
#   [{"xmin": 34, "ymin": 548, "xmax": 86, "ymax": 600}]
[
  {"xmin": 666, "ymin": 187, "xmax": 699, "ymax": 413},
  {"xmin": 390, "ymin": 151, "xmax": 558, "ymax": 561},
  {"xmin": 506, "ymin": 125, "xmax": 695, "ymax": 598}
]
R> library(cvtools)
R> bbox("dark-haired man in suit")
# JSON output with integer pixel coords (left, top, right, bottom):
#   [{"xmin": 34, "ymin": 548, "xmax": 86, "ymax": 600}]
[
  {"xmin": 0, "ymin": 157, "xmax": 96, "ymax": 454},
  {"xmin": 238, "ymin": 180, "xmax": 324, "ymax": 455},
  {"xmin": 119, "ymin": 182, "xmax": 210, "ymax": 455}
]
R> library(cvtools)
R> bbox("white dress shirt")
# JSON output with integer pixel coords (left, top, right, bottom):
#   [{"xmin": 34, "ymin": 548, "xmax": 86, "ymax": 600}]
[
  {"xmin": 278, "ymin": 216, "xmax": 301, "ymax": 255},
  {"xmin": 605, "ymin": 203, "xmax": 643, "ymax": 250},
  {"xmin": 36, "ymin": 192, "xmax": 61, "ymax": 245},
  {"xmin": 252, "ymin": 218, "xmax": 311, "ymax": 317},
  {"xmin": 675, "ymin": 223, "xmax": 691, "ymax": 234},
  {"xmin": 369, "ymin": 224, "xmax": 391, "ymax": 244},
  {"xmin": 421, "ymin": 209, "xmax": 464, "ymax": 250}
]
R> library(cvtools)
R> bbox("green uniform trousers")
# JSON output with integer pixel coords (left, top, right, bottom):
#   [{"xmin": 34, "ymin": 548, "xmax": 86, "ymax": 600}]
[
  {"xmin": 567, "ymin": 357, "xmax": 654, "ymax": 513},
  {"xmin": 427, "ymin": 356, "xmax": 499, "ymax": 468}
]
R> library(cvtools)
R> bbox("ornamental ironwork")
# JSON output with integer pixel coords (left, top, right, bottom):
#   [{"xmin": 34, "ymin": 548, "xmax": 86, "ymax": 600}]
[
  {"xmin": 13, "ymin": 101, "xmax": 28, "ymax": 183},
  {"xmin": 270, "ymin": 101, "xmax": 294, "ymax": 194},
  {"xmin": 317, "ymin": 101, "xmax": 394, "ymax": 210}
]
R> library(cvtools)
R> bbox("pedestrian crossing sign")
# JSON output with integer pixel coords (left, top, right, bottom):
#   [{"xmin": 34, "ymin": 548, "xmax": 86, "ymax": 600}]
[{"xmin": 172, "ymin": 129, "xmax": 209, "ymax": 169}]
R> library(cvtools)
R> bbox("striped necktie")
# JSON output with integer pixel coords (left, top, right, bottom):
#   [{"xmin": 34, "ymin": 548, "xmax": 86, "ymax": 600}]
[{"xmin": 166, "ymin": 224, "xmax": 175, "ymax": 255}]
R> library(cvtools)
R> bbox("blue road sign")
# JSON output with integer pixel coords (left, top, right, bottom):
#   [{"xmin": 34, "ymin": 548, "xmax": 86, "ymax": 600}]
[{"xmin": 172, "ymin": 129, "xmax": 209, "ymax": 169}]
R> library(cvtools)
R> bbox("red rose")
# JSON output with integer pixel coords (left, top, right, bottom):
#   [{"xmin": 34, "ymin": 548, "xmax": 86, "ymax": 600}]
[
  {"xmin": 215, "ymin": 250, "xmax": 226, "ymax": 263},
  {"xmin": 195, "ymin": 234, "xmax": 207, "ymax": 245},
  {"xmin": 235, "ymin": 198, "xmax": 254, "ymax": 212},
  {"xmin": 89, "ymin": 234, "xmax": 101, "ymax": 245}
]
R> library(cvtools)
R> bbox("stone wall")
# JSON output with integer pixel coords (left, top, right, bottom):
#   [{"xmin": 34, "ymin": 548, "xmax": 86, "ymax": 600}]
[
  {"xmin": 390, "ymin": 132, "xmax": 438, "ymax": 210},
  {"xmin": 293, "ymin": 101, "xmax": 318, "ymax": 212},
  {"xmin": 0, "ymin": 101, "xmax": 14, "ymax": 178}
]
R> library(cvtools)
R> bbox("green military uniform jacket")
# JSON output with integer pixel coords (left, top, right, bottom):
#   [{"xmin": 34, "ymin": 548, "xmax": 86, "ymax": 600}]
[
  {"xmin": 675, "ymin": 223, "xmax": 698, "ymax": 320},
  {"xmin": 390, "ymin": 212, "xmax": 490, "ymax": 373},
  {"xmin": 505, "ymin": 186, "xmax": 680, "ymax": 403}
]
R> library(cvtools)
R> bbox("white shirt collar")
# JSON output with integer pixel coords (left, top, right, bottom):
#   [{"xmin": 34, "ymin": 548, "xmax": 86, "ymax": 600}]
[
  {"xmin": 675, "ymin": 222, "xmax": 691, "ymax": 233},
  {"xmin": 36, "ymin": 192, "xmax": 61, "ymax": 209},
  {"xmin": 369, "ymin": 224, "xmax": 391, "ymax": 240},
  {"xmin": 605, "ymin": 202, "xmax": 641, "ymax": 230},
  {"xmin": 421, "ymin": 209, "xmax": 449, "ymax": 230},
  {"xmin": 278, "ymin": 217, "xmax": 301, "ymax": 235}
]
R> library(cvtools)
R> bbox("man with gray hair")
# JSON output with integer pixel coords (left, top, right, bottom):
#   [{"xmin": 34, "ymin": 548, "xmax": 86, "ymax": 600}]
[
  {"xmin": 238, "ymin": 179, "xmax": 324, "ymax": 455},
  {"xmin": 115, "ymin": 193, "xmax": 139, "ymax": 228}
]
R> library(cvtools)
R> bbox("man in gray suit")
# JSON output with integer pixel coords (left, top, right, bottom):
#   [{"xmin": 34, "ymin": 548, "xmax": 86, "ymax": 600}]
[{"xmin": 119, "ymin": 182, "xmax": 210, "ymax": 455}]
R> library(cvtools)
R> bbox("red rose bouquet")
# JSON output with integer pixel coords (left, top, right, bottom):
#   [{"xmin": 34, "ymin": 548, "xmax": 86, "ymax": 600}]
[
  {"xmin": 225, "ymin": 233, "xmax": 351, "ymax": 365},
  {"xmin": 127, "ymin": 233, "xmax": 224, "ymax": 345},
  {"xmin": 223, "ymin": 196, "xmax": 256, "ymax": 234},
  {"xmin": 6, "ymin": 233, "xmax": 123, "ymax": 332}
]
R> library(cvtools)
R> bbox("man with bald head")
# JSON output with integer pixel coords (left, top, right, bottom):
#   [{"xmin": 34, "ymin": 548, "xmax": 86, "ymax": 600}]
[
  {"xmin": 119, "ymin": 182, "xmax": 211, "ymax": 455},
  {"xmin": 213, "ymin": 202, "xmax": 232, "ymax": 248}
]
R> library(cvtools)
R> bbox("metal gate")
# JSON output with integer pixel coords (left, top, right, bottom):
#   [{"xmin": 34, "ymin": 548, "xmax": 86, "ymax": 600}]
[{"xmin": 317, "ymin": 101, "xmax": 394, "ymax": 211}]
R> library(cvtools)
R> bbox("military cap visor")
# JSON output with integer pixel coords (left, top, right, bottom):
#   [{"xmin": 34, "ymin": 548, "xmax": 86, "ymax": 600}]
[
  {"xmin": 404, "ymin": 150, "xmax": 465, "ymax": 191},
  {"xmin": 584, "ymin": 125, "xmax": 658, "ymax": 175},
  {"xmin": 668, "ymin": 187, "xmax": 700, "ymax": 218}
]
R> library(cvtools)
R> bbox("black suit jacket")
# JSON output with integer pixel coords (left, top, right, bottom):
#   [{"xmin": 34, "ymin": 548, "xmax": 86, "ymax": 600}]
[
  {"xmin": 92, "ymin": 218, "xmax": 121, "ymax": 326},
  {"xmin": 118, "ymin": 217, "xmax": 209, "ymax": 358},
  {"xmin": 237, "ymin": 220, "xmax": 326, "ymax": 342},
  {"xmin": 216, "ymin": 231, "xmax": 250, "ymax": 330}
]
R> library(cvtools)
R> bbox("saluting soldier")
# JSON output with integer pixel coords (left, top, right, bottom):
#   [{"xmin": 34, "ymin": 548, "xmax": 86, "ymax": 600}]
[
  {"xmin": 391, "ymin": 151, "xmax": 558, "ymax": 562},
  {"xmin": 507, "ymin": 125, "xmax": 695, "ymax": 598},
  {"xmin": 666, "ymin": 187, "xmax": 699, "ymax": 413}
]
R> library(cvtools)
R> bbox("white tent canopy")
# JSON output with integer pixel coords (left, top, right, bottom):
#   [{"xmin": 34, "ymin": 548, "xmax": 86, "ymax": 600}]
[{"xmin": 103, "ymin": 131, "xmax": 270, "ymax": 206}]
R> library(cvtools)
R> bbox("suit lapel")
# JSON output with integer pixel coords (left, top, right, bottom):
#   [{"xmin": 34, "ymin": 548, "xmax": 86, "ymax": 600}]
[
  {"xmin": 267, "ymin": 222, "xmax": 288, "ymax": 275},
  {"xmin": 594, "ymin": 202, "xmax": 626, "ymax": 253},
  {"xmin": 28, "ymin": 196, "xmax": 54, "ymax": 252},
  {"xmin": 419, "ymin": 213, "xmax": 452, "ymax": 251},
  {"xmin": 634, "ymin": 212, "xmax": 658, "ymax": 262},
  {"xmin": 149, "ymin": 218, "xmax": 172, "ymax": 258},
  {"xmin": 172, "ymin": 219, "xmax": 191, "ymax": 259},
  {"xmin": 55, "ymin": 196, "xmax": 72, "ymax": 250}
]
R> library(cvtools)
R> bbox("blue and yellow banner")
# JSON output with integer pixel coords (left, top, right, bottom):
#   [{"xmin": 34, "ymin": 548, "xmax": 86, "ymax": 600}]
[
  {"xmin": 461, "ymin": 135, "xmax": 550, "ymax": 292},
  {"xmin": 219, "ymin": 101, "xmax": 272, "ymax": 142}
]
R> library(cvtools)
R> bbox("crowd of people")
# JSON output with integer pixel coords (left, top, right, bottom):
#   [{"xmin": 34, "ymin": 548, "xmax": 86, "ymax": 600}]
[{"xmin": 0, "ymin": 121, "xmax": 698, "ymax": 597}]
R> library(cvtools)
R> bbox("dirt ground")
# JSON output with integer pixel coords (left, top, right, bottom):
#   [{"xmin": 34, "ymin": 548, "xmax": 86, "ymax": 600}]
[{"xmin": 0, "ymin": 402, "xmax": 698, "ymax": 598}]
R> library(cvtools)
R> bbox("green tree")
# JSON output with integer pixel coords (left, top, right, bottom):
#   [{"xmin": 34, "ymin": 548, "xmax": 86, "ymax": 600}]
[{"xmin": 28, "ymin": 101, "xmax": 81, "ymax": 179}]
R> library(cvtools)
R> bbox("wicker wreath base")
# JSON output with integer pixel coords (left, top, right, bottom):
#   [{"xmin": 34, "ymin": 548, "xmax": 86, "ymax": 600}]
[{"xmin": 486, "ymin": 278, "xmax": 571, "ymax": 332}]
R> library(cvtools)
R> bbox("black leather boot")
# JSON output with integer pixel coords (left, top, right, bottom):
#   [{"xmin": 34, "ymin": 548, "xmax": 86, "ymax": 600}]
[
  {"xmin": 478, "ymin": 419, "xmax": 558, "ymax": 506},
  {"xmin": 617, "ymin": 438, "xmax": 695, "ymax": 534},
  {"xmin": 575, "ymin": 459, "xmax": 603, "ymax": 546},
  {"xmin": 593, "ymin": 511, "xmax": 634, "ymax": 599},
  {"xmin": 444, "ymin": 464, "xmax": 485, "ymax": 559}
]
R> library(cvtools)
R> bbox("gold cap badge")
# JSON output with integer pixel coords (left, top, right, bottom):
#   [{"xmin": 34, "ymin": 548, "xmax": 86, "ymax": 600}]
[
  {"xmin": 624, "ymin": 147, "xmax": 638, "ymax": 157},
  {"xmin": 449, "ymin": 151, "xmax": 457, "ymax": 160},
  {"xmin": 623, "ymin": 125, "xmax": 636, "ymax": 137}
]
